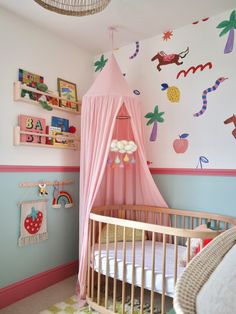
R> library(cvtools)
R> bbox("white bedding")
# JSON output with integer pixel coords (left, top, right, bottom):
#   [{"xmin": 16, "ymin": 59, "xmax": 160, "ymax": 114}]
[{"xmin": 93, "ymin": 240, "xmax": 186, "ymax": 297}]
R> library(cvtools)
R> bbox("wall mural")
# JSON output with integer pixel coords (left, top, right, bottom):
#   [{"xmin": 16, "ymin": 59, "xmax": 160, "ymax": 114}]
[
  {"xmin": 193, "ymin": 77, "xmax": 228, "ymax": 117},
  {"xmin": 151, "ymin": 47, "xmax": 189, "ymax": 71},
  {"xmin": 161, "ymin": 83, "xmax": 180, "ymax": 103},
  {"xmin": 217, "ymin": 10, "xmax": 236, "ymax": 54},
  {"xmin": 145, "ymin": 105, "xmax": 165, "ymax": 142},
  {"xmin": 103, "ymin": 9, "xmax": 235, "ymax": 169},
  {"xmin": 176, "ymin": 62, "xmax": 213, "ymax": 79},
  {"xmin": 94, "ymin": 54, "xmax": 108, "ymax": 72}
]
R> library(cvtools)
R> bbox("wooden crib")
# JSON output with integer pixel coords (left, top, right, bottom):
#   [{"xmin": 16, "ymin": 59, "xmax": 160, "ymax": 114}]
[{"xmin": 86, "ymin": 205, "xmax": 236, "ymax": 314}]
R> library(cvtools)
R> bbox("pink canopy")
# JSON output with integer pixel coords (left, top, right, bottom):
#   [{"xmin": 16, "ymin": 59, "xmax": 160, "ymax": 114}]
[{"xmin": 77, "ymin": 54, "xmax": 168, "ymax": 300}]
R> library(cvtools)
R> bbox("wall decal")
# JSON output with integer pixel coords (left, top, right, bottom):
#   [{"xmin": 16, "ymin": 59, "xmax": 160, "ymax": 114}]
[
  {"xmin": 161, "ymin": 83, "xmax": 180, "ymax": 102},
  {"xmin": 193, "ymin": 77, "xmax": 228, "ymax": 117},
  {"xmin": 217, "ymin": 10, "xmax": 236, "ymax": 54},
  {"xmin": 94, "ymin": 54, "xmax": 108, "ymax": 72},
  {"xmin": 196, "ymin": 156, "xmax": 209, "ymax": 169},
  {"xmin": 176, "ymin": 62, "xmax": 213, "ymax": 79},
  {"xmin": 192, "ymin": 17, "xmax": 209, "ymax": 24},
  {"xmin": 133, "ymin": 89, "xmax": 140, "ymax": 95},
  {"xmin": 224, "ymin": 114, "xmax": 236, "ymax": 138},
  {"xmin": 129, "ymin": 41, "xmax": 140, "ymax": 59},
  {"xmin": 162, "ymin": 31, "xmax": 173, "ymax": 41},
  {"xmin": 151, "ymin": 47, "xmax": 189, "ymax": 71},
  {"xmin": 173, "ymin": 133, "xmax": 189, "ymax": 153},
  {"xmin": 145, "ymin": 105, "xmax": 165, "ymax": 141}
]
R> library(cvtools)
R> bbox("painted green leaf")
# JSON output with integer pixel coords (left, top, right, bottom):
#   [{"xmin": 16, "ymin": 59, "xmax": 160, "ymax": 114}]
[
  {"xmin": 219, "ymin": 25, "xmax": 232, "ymax": 36},
  {"xmin": 230, "ymin": 10, "xmax": 236, "ymax": 23},
  {"xmin": 157, "ymin": 116, "xmax": 164, "ymax": 123},
  {"xmin": 145, "ymin": 112, "xmax": 154, "ymax": 118},
  {"xmin": 146, "ymin": 117, "xmax": 156, "ymax": 125},
  {"xmin": 217, "ymin": 20, "xmax": 230, "ymax": 28},
  {"xmin": 154, "ymin": 105, "xmax": 159, "ymax": 115}
]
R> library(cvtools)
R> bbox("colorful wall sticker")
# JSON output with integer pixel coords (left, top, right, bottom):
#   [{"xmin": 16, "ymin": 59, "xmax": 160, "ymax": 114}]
[
  {"xmin": 129, "ymin": 41, "xmax": 140, "ymax": 59},
  {"xmin": 133, "ymin": 89, "xmax": 140, "ymax": 95},
  {"xmin": 217, "ymin": 10, "xmax": 236, "ymax": 54},
  {"xmin": 94, "ymin": 54, "xmax": 108, "ymax": 72},
  {"xmin": 224, "ymin": 114, "xmax": 236, "ymax": 138},
  {"xmin": 193, "ymin": 77, "xmax": 228, "ymax": 117},
  {"xmin": 192, "ymin": 17, "xmax": 209, "ymax": 25},
  {"xmin": 176, "ymin": 62, "xmax": 213, "ymax": 79},
  {"xmin": 196, "ymin": 156, "xmax": 209, "ymax": 169},
  {"xmin": 162, "ymin": 31, "xmax": 173, "ymax": 41},
  {"xmin": 145, "ymin": 105, "xmax": 165, "ymax": 141},
  {"xmin": 173, "ymin": 133, "xmax": 189, "ymax": 153},
  {"xmin": 151, "ymin": 47, "xmax": 189, "ymax": 71},
  {"xmin": 161, "ymin": 83, "xmax": 180, "ymax": 102}
]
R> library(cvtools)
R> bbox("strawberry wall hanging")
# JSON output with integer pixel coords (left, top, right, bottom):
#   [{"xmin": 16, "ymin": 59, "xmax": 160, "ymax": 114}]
[{"xmin": 18, "ymin": 199, "xmax": 48, "ymax": 246}]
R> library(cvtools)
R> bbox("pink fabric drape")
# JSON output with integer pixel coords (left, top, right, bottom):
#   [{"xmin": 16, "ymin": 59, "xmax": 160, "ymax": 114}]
[{"xmin": 77, "ymin": 55, "xmax": 168, "ymax": 301}]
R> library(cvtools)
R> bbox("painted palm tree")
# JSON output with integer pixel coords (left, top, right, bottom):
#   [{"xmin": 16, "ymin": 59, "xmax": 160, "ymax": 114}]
[
  {"xmin": 217, "ymin": 10, "xmax": 236, "ymax": 54},
  {"xmin": 94, "ymin": 54, "xmax": 108, "ymax": 72},
  {"xmin": 145, "ymin": 105, "xmax": 165, "ymax": 141}
]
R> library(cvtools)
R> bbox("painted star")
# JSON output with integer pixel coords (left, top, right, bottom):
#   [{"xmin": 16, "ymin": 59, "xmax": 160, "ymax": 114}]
[{"xmin": 162, "ymin": 31, "xmax": 173, "ymax": 41}]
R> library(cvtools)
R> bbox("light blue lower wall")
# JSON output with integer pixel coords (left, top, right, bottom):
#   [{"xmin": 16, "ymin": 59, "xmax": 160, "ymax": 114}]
[
  {"xmin": 1, "ymin": 171, "xmax": 235, "ymax": 288},
  {"xmin": 153, "ymin": 174, "xmax": 236, "ymax": 217},
  {"xmin": 0, "ymin": 172, "xmax": 79, "ymax": 288}
]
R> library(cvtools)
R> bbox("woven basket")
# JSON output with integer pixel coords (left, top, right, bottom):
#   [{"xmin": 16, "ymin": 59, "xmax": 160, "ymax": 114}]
[{"xmin": 174, "ymin": 227, "xmax": 236, "ymax": 314}]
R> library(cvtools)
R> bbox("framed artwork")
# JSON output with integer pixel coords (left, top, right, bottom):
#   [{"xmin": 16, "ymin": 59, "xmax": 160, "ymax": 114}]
[
  {"xmin": 18, "ymin": 69, "xmax": 44, "ymax": 86},
  {"xmin": 57, "ymin": 78, "xmax": 78, "ymax": 111}
]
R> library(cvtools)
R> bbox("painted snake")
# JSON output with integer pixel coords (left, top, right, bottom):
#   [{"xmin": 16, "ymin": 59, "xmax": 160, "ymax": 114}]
[{"xmin": 193, "ymin": 77, "xmax": 228, "ymax": 117}]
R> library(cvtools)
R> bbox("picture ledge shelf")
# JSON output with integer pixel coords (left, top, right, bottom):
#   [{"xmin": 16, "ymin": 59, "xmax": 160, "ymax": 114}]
[
  {"xmin": 14, "ymin": 126, "xmax": 80, "ymax": 150},
  {"xmin": 13, "ymin": 81, "xmax": 81, "ymax": 115}
]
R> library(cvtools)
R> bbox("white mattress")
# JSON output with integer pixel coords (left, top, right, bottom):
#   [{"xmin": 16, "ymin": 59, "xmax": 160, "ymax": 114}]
[{"xmin": 93, "ymin": 240, "xmax": 186, "ymax": 297}]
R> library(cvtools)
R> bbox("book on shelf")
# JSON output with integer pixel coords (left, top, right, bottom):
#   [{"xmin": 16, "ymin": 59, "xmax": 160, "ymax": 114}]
[
  {"xmin": 19, "ymin": 115, "xmax": 46, "ymax": 144},
  {"xmin": 46, "ymin": 126, "xmax": 61, "ymax": 145},
  {"xmin": 51, "ymin": 116, "xmax": 69, "ymax": 132},
  {"xmin": 52, "ymin": 130, "xmax": 75, "ymax": 148}
]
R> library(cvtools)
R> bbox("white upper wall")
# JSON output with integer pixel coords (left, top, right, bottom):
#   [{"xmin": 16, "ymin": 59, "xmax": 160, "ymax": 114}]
[{"xmin": 0, "ymin": 7, "xmax": 93, "ymax": 166}]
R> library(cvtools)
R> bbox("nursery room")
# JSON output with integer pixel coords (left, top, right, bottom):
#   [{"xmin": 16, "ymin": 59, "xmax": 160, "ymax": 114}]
[{"xmin": 0, "ymin": 1, "xmax": 236, "ymax": 313}]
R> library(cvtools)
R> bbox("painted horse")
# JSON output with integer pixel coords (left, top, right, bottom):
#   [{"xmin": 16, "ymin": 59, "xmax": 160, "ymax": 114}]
[
  {"xmin": 224, "ymin": 114, "xmax": 236, "ymax": 138},
  {"xmin": 151, "ymin": 47, "xmax": 189, "ymax": 71}
]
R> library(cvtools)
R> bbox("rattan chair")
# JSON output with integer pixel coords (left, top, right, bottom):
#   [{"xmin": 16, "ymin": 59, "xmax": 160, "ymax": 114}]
[{"xmin": 174, "ymin": 227, "xmax": 236, "ymax": 314}]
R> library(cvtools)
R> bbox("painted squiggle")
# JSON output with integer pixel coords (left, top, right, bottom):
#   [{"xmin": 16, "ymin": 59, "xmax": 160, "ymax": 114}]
[
  {"xmin": 129, "ymin": 41, "xmax": 140, "ymax": 59},
  {"xmin": 193, "ymin": 77, "xmax": 228, "ymax": 117}
]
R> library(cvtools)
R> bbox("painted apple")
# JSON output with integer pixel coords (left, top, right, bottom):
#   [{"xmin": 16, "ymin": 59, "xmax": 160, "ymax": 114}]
[{"xmin": 173, "ymin": 133, "xmax": 189, "ymax": 153}]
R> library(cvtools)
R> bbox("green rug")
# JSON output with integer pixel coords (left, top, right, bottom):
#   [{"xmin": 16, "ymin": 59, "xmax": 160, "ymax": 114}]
[{"xmin": 39, "ymin": 295, "xmax": 162, "ymax": 314}]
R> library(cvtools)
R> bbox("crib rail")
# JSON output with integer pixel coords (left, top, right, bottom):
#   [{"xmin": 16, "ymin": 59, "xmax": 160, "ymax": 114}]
[{"xmin": 86, "ymin": 205, "xmax": 236, "ymax": 314}]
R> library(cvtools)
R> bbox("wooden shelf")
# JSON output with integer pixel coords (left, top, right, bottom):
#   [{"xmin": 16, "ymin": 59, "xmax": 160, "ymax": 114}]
[
  {"xmin": 14, "ymin": 81, "xmax": 81, "ymax": 115},
  {"xmin": 14, "ymin": 126, "xmax": 79, "ymax": 150}
]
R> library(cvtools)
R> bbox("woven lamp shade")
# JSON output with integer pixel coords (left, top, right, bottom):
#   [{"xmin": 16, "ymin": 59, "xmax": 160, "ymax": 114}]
[{"xmin": 34, "ymin": 0, "xmax": 111, "ymax": 16}]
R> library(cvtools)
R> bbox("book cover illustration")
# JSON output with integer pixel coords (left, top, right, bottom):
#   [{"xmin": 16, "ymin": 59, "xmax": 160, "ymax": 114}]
[
  {"xmin": 19, "ymin": 115, "xmax": 46, "ymax": 144},
  {"xmin": 51, "ymin": 116, "xmax": 69, "ymax": 132}
]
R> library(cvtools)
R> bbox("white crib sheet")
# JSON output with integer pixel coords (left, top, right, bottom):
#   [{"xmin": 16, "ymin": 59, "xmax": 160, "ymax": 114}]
[{"xmin": 93, "ymin": 240, "xmax": 186, "ymax": 297}]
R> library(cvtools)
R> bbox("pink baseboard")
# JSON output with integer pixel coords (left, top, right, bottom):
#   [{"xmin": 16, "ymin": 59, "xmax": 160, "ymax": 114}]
[{"xmin": 0, "ymin": 260, "xmax": 79, "ymax": 309}]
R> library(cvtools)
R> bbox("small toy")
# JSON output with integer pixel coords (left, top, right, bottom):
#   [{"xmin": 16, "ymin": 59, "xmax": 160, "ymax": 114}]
[
  {"xmin": 69, "ymin": 126, "xmax": 76, "ymax": 133},
  {"xmin": 38, "ymin": 95, "xmax": 53, "ymax": 111},
  {"xmin": 38, "ymin": 183, "xmax": 48, "ymax": 196}
]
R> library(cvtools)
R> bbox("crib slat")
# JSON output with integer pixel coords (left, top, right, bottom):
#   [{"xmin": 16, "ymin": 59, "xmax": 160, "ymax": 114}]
[
  {"xmin": 150, "ymin": 231, "xmax": 155, "ymax": 314},
  {"xmin": 161, "ymin": 234, "xmax": 167, "ymax": 314},
  {"xmin": 131, "ymin": 228, "xmax": 136, "ymax": 314},
  {"xmin": 87, "ymin": 221, "xmax": 92, "ymax": 298},
  {"xmin": 140, "ymin": 229, "xmax": 145, "ymax": 314},
  {"xmin": 113, "ymin": 224, "xmax": 118, "ymax": 313},
  {"xmin": 105, "ymin": 224, "xmax": 109, "ymax": 309},
  {"xmin": 186, "ymin": 237, "xmax": 190, "ymax": 264},
  {"xmin": 174, "ymin": 235, "xmax": 178, "ymax": 286},
  {"xmin": 91, "ymin": 220, "xmax": 95, "ymax": 301},
  {"xmin": 97, "ymin": 221, "xmax": 102, "ymax": 305},
  {"xmin": 122, "ymin": 227, "xmax": 127, "ymax": 314}
]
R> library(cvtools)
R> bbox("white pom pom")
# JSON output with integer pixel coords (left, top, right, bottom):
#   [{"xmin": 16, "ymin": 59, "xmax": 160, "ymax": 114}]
[{"xmin": 117, "ymin": 141, "xmax": 124, "ymax": 150}]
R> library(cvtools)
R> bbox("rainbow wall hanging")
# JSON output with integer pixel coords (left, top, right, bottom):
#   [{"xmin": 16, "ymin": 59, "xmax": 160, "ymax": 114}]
[{"xmin": 52, "ymin": 191, "xmax": 73, "ymax": 208}]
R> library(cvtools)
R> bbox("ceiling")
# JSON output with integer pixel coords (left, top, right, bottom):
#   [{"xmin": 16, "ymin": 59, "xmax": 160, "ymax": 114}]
[{"xmin": 0, "ymin": 0, "xmax": 235, "ymax": 54}]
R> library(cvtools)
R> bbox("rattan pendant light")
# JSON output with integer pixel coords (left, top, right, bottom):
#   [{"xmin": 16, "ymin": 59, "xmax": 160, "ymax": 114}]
[{"xmin": 34, "ymin": 0, "xmax": 111, "ymax": 16}]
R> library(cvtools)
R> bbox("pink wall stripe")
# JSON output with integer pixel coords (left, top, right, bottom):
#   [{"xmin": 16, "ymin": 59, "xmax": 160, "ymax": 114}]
[
  {"xmin": 0, "ymin": 260, "xmax": 78, "ymax": 309},
  {"xmin": 1, "ymin": 165, "xmax": 236, "ymax": 176},
  {"xmin": 0, "ymin": 165, "xmax": 80, "ymax": 172},
  {"xmin": 150, "ymin": 168, "xmax": 236, "ymax": 176}
]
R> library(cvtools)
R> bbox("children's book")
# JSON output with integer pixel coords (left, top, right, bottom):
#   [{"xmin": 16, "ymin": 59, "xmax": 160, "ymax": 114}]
[
  {"xmin": 19, "ymin": 115, "xmax": 46, "ymax": 144},
  {"xmin": 46, "ymin": 126, "xmax": 61, "ymax": 145},
  {"xmin": 51, "ymin": 116, "xmax": 69, "ymax": 132}
]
